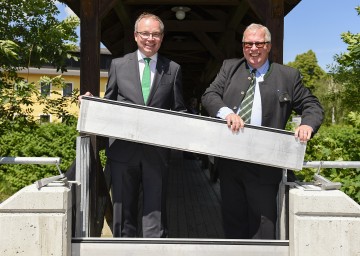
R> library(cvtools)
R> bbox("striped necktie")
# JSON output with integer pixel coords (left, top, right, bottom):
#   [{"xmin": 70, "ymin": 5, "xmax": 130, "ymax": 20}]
[
  {"xmin": 238, "ymin": 69, "xmax": 257, "ymax": 123},
  {"xmin": 141, "ymin": 58, "xmax": 151, "ymax": 103}
]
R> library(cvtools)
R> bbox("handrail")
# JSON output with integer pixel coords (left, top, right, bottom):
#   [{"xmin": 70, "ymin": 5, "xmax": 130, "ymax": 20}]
[
  {"xmin": 0, "ymin": 156, "xmax": 65, "ymax": 189},
  {"xmin": 283, "ymin": 161, "xmax": 360, "ymax": 191},
  {"xmin": 0, "ymin": 157, "xmax": 61, "ymax": 165},
  {"xmin": 303, "ymin": 161, "xmax": 360, "ymax": 169}
]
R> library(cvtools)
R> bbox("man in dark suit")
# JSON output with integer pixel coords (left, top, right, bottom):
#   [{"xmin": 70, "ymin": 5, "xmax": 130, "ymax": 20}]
[
  {"xmin": 201, "ymin": 23, "xmax": 324, "ymax": 239},
  {"xmin": 82, "ymin": 13, "xmax": 186, "ymax": 237}
]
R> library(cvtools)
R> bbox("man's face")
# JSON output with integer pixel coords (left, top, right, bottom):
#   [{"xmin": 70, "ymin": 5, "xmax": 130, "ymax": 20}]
[
  {"xmin": 134, "ymin": 17, "xmax": 163, "ymax": 57},
  {"xmin": 242, "ymin": 28, "xmax": 271, "ymax": 69}
]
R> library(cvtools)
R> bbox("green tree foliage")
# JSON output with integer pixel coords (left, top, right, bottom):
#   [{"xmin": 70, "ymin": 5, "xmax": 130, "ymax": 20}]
[
  {"xmin": 298, "ymin": 112, "xmax": 360, "ymax": 204},
  {"xmin": 312, "ymin": 76, "xmax": 345, "ymax": 124},
  {"xmin": 0, "ymin": 1, "xmax": 80, "ymax": 134},
  {"xmin": 0, "ymin": 122, "xmax": 78, "ymax": 194},
  {"xmin": 0, "ymin": 0, "xmax": 79, "ymax": 72},
  {"xmin": 0, "ymin": 1, "xmax": 80, "ymax": 200},
  {"xmin": 329, "ymin": 6, "xmax": 360, "ymax": 114},
  {"xmin": 286, "ymin": 50, "xmax": 327, "ymax": 90}
]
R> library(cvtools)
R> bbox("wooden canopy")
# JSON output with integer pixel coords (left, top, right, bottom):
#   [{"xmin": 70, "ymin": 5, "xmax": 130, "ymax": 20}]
[{"xmin": 62, "ymin": 0, "xmax": 301, "ymax": 101}]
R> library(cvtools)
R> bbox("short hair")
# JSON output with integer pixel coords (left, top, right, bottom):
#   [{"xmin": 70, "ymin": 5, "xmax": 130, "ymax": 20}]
[
  {"xmin": 243, "ymin": 23, "xmax": 271, "ymax": 42},
  {"xmin": 134, "ymin": 12, "xmax": 165, "ymax": 33}
]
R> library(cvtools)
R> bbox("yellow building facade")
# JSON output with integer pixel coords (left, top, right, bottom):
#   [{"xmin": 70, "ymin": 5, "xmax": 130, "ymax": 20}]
[{"xmin": 16, "ymin": 49, "xmax": 111, "ymax": 123}]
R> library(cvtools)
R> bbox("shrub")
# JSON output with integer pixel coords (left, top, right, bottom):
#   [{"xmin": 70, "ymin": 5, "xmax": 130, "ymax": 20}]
[{"xmin": 0, "ymin": 122, "xmax": 78, "ymax": 193}]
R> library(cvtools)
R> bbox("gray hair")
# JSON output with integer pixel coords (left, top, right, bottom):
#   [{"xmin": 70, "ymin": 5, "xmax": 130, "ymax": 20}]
[
  {"xmin": 134, "ymin": 12, "xmax": 165, "ymax": 33},
  {"xmin": 243, "ymin": 23, "xmax": 271, "ymax": 42}
]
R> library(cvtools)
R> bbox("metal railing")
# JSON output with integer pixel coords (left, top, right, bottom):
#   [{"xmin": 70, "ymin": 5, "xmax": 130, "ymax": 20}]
[
  {"xmin": 0, "ymin": 156, "xmax": 66, "ymax": 189},
  {"xmin": 283, "ymin": 161, "xmax": 360, "ymax": 191},
  {"xmin": 303, "ymin": 161, "xmax": 360, "ymax": 169}
]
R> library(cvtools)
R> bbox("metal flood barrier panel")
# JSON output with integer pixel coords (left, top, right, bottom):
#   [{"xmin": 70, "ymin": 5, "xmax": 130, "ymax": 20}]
[
  {"xmin": 77, "ymin": 96, "xmax": 306, "ymax": 170},
  {"xmin": 71, "ymin": 238, "xmax": 289, "ymax": 256}
]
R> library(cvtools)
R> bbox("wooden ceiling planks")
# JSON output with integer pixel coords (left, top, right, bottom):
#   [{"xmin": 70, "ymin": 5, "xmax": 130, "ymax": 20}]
[{"xmin": 62, "ymin": 0, "xmax": 301, "ymax": 99}]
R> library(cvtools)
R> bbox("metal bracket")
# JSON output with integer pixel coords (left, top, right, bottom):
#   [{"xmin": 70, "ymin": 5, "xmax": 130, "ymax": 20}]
[
  {"xmin": 35, "ymin": 162, "xmax": 68, "ymax": 189},
  {"xmin": 313, "ymin": 173, "xmax": 342, "ymax": 190},
  {"xmin": 282, "ymin": 163, "xmax": 342, "ymax": 191},
  {"xmin": 0, "ymin": 157, "xmax": 68, "ymax": 189},
  {"xmin": 313, "ymin": 161, "xmax": 342, "ymax": 190}
]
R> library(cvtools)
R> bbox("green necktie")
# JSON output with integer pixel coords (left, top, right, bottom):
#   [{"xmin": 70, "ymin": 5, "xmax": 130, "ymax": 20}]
[
  {"xmin": 238, "ymin": 69, "xmax": 257, "ymax": 123},
  {"xmin": 141, "ymin": 58, "xmax": 151, "ymax": 103}
]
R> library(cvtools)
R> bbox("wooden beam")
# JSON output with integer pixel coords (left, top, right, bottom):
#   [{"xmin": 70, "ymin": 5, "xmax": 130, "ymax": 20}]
[
  {"xmin": 80, "ymin": 0, "xmax": 100, "ymax": 96},
  {"xmin": 228, "ymin": 1, "xmax": 249, "ymax": 31},
  {"xmin": 113, "ymin": 1, "xmax": 135, "ymax": 53},
  {"xmin": 246, "ymin": 0, "xmax": 266, "ymax": 21},
  {"xmin": 193, "ymin": 32, "xmax": 224, "ymax": 61},
  {"xmin": 122, "ymin": 0, "xmax": 239, "ymax": 5},
  {"xmin": 266, "ymin": 0, "xmax": 284, "ymax": 64},
  {"xmin": 216, "ymin": 1, "xmax": 249, "ymax": 58},
  {"xmin": 113, "ymin": 1, "xmax": 132, "ymax": 27},
  {"xmin": 164, "ymin": 20, "xmax": 226, "ymax": 32},
  {"xmin": 161, "ymin": 41, "xmax": 206, "ymax": 51},
  {"xmin": 99, "ymin": 0, "xmax": 118, "ymax": 19}
]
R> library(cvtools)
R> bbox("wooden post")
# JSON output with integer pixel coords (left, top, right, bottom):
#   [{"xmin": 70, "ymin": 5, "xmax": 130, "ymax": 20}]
[
  {"xmin": 80, "ymin": 0, "xmax": 100, "ymax": 96},
  {"xmin": 266, "ymin": 0, "xmax": 284, "ymax": 64},
  {"xmin": 79, "ymin": 0, "xmax": 115, "ymax": 238}
]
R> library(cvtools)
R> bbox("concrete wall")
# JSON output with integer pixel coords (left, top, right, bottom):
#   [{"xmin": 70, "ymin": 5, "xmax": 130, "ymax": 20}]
[
  {"xmin": 0, "ymin": 182, "xmax": 76, "ymax": 256},
  {"xmin": 2, "ymin": 180, "xmax": 360, "ymax": 256},
  {"xmin": 289, "ymin": 188, "xmax": 360, "ymax": 256}
]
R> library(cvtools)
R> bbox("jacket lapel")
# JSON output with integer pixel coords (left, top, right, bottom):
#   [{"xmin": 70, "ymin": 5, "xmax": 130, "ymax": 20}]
[
  {"xmin": 128, "ymin": 52, "xmax": 147, "ymax": 104},
  {"xmin": 226, "ymin": 62, "xmax": 250, "ymax": 113},
  {"xmin": 147, "ymin": 55, "xmax": 168, "ymax": 103}
]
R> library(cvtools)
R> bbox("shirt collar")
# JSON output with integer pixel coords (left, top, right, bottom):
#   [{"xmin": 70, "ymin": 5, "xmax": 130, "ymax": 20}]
[
  {"xmin": 255, "ymin": 60, "xmax": 270, "ymax": 76},
  {"xmin": 137, "ymin": 50, "xmax": 158, "ymax": 62}
]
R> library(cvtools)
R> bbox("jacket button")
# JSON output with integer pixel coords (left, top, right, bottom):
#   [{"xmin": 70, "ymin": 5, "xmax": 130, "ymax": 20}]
[{"xmin": 241, "ymin": 91, "xmax": 245, "ymax": 95}]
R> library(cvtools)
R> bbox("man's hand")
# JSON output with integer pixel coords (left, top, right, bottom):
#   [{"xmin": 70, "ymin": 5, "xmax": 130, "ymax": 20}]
[
  {"xmin": 225, "ymin": 113, "xmax": 245, "ymax": 132},
  {"xmin": 294, "ymin": 124, "xmax": 313, "ymax": 143},
  {"xmin": 78, "ymin": 91, "xmax": 93, "ymax": 104}
]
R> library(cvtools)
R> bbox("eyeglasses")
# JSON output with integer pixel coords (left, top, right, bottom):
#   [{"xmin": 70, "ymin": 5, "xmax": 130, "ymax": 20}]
[
  {"xmin": 136, "ymin": 31, "xmax": 163, "ymax": 39},
  {"xmin": 242, "ymin": 41, "xmax": 270, "ymax": 48}
]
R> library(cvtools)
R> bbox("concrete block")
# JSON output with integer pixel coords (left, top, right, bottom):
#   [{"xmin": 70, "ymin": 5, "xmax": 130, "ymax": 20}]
[
  {"xmin": 289, "ymin": 188, "xmax": 360, "ymax": 256},
  {"xmin": 0, "ymin": 182, "xmax": 75, "ymax": 256}
]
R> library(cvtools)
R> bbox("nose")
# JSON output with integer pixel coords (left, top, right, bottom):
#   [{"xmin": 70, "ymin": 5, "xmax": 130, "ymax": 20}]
[{"xmin": 250, "ymin": 43, "xmax": 258, "ymax": 49}]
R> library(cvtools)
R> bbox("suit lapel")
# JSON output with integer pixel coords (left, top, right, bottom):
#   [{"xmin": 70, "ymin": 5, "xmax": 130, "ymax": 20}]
[
  {"xmin": 128, "ymin": 52, "xmax": 146, "ymax": 104},
  {"xmin": 147, "ymin": 55, "xmax": 167, "ymax": 103},
  {"xmin": 226, "ymin": 62, "xmax": 250, "ymax": 112}
]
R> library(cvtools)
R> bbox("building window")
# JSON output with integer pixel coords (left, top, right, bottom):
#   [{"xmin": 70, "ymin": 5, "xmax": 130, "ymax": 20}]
[
  {"xmin": 63, "ymin": 82, "xmax": 73, "ymax": 97},
  {"xmin": 40, "ymin": 82, "xmax": 51, "ymax": 96},
  {"xmin": 39, "ymin": 114, "xmax": 50, "ymax": 123}
]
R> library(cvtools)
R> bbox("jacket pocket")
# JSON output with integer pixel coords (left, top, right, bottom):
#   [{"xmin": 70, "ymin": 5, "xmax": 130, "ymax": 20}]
[{"xmin": 278, "ymin": 92, "xmax": 291, "ymax": 103}]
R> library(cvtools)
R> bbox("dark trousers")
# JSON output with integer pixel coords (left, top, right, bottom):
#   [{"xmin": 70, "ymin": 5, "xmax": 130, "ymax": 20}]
[
  {"xmin": 218, "ymin": 159, "xmax": 280, "ymax": 239},
  {"xmin": 109, "ymin": 149, "xmax": 168, "ymax": 238}
]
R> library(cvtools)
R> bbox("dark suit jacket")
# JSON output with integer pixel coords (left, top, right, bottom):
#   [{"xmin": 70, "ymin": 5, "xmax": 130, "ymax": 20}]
[
  {"xmin": 104, "ymin": 51, "xmax": 186, "ymax": 164},
  {"xmin": 202, "ymin": 57, "xmax": 323, "ymax": 131},
  {"xmin": 201, "ymin": 58, "xmax": 324, "ymax": 183}
]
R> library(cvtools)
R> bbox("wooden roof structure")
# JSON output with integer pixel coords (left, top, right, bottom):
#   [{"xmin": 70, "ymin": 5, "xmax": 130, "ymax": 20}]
[{"xmin": 62, "ymin": 0, "xmax": 301, "ymax": 100}]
